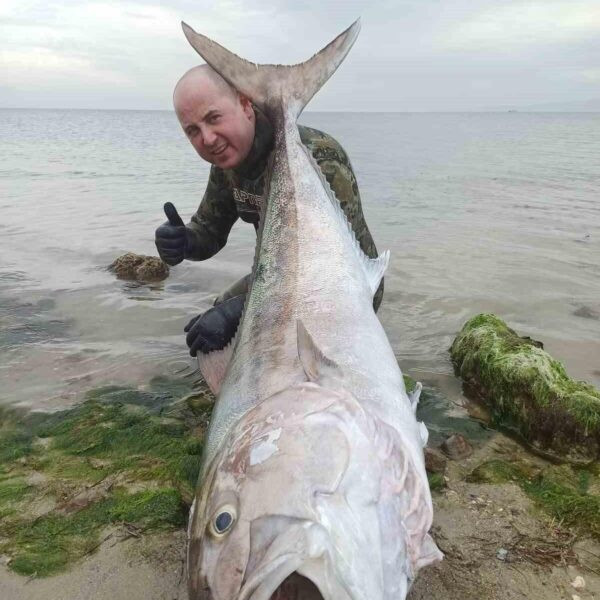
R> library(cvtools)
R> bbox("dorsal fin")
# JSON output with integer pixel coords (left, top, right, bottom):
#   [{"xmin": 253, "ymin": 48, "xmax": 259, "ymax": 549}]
[{"xmin": 299, "ymin": 143, "xmax": 390, "ymax": 297}]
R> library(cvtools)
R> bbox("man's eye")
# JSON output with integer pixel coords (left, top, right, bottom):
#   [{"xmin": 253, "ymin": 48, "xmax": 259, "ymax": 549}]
[
  {"xmin": 187, "ymin": 127, "xmax": 199, "ymax": 137},
  {"xmin": 208, "ymin": 115, "xmax": 220, "ymax": 124}
]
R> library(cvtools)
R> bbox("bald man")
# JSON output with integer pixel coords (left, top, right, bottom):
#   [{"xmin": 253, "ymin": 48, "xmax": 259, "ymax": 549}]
[{"xmin": 156, "ymin": 66, "xmax": 382, "ymax": 356}]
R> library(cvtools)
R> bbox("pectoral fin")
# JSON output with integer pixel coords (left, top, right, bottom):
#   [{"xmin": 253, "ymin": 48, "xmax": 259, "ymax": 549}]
[
  {"xmin": 297, "ymin": 320, "xmax": 340, "ymax": 384},
  {"xmin": 197, "ymin": 340, "xmax": 235, "ymax": 395}
]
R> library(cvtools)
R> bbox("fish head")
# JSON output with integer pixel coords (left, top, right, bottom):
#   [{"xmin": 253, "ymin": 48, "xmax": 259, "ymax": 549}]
[{"xmin": 188, "ymin": 382, "xmax": 440, "ymax": 599}]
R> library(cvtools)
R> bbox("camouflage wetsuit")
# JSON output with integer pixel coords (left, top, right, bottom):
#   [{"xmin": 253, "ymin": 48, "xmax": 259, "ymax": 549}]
[{"xmin": 184, "ymin": 108, "xmax": 384, "ymax": 311}]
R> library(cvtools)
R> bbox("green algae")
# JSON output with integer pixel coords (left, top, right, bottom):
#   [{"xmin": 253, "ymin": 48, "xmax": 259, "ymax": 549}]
[
  {"xmin": 450, "ymin": 313, "xmax": 600, "ymax": 461},
  {"xmin": 403, "ymin": 374, "xmax": 416, "ymax": 394},
  {"xmin": 0, "ymin": 422, "xmax": 34, "ymax": 464},
  {"xmin": 5, "ymin": 488, "xmax": 185, "ymax": 577},
  {"xmin": 468, "ymin": 459, "xmax": 600, "ymax": 538},
  {"xmin": 427, "ymin": 472, "xmax": 445, "ymax": 492},
  {"xmin": 0, "ymin": 478, "xmax": 31, "ymax": 519},
  {"xmin": 0, "ymin": 377, "xmax": 215, "ymax": 577}
]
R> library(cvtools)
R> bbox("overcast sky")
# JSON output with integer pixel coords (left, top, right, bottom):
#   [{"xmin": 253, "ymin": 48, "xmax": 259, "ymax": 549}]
[{"xmin": 1, "ymin": 0, "xmax": 599, "ymax": 111}]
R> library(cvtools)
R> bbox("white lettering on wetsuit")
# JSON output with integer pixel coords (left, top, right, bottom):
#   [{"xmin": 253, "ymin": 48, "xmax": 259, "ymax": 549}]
[{"xmin": 233, "ymin": 188, "xmax": 262, "ymax": 209}]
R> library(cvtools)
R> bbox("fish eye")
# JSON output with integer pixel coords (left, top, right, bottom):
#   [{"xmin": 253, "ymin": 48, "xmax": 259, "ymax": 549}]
[{"xmin": 208, "ymin": 504, "xmax": 237, "ymax": 539}]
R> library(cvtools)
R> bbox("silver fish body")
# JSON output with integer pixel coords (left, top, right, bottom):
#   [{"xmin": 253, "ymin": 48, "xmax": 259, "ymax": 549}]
[{"xmin": 182, "ymin": 20, "xmax": 442, "ymax": 600}]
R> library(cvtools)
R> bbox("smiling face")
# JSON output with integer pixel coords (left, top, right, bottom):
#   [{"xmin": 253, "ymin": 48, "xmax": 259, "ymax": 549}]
[{"xmin": 174, "ymin": 66, "xmax": 256, "ymax": 169}]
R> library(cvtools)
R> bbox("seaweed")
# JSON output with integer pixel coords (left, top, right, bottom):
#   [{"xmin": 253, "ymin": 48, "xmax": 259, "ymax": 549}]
[
  {"xmin": 5, "ymin": 488, "xmax": 185, "ymax": 577},
  {"xmin": 0, "ymin": 377, "xmax": 215, "ymax": 576},
  {"xmin": 468, "ymin": 460, "xmax": 600, "ymax": 538}
]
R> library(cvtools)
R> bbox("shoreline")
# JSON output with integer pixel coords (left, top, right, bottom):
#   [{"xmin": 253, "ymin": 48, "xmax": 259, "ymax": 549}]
[
  {"xmin": 2, "ymin": 430, "xmax": 598, "ymax": 599},
  {"xmin": 1, "ymin": 372, "xmax": 599, "ymax": 598}
]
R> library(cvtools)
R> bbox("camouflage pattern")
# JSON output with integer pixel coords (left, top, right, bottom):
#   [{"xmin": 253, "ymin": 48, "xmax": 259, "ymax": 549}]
[{"xmin": 186, "ymin": 108, "xmax": 384, "ymax": 311}]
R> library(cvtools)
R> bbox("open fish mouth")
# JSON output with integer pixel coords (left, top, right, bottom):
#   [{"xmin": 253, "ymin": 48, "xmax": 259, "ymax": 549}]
[
  {"xmin": 237, "ymin": 548, "xmax": 353, "ymax": 600},
  {"xmin": 269, "ymin": 573, "xmax": 324, "ymax": 599},
  {"xmin": 239, "ymin": 559, "xmax": 326, "ymax": 600},
  {"xmin": 238, "ymin": 554, "xmax": 308, "ymax": 600}
]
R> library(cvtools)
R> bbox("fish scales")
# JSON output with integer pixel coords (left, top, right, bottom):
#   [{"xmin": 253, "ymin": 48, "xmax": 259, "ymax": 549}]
[{"xmin": 181, "ymin": 19, "xmax": 442, "ymax": 600}]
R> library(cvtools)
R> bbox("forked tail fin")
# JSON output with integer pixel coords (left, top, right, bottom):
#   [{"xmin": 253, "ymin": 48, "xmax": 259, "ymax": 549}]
[{"xmin": 181, "ymin": 20, "xmax": 360, "ymax": 119}]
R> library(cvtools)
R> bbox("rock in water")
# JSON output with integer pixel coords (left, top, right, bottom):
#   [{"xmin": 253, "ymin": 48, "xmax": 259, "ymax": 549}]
[
  {"xmin": 450, "ymin": 313, "xmax": 600, "ymax": 462},
  {"xmin": 110, "ymin": 253, "xmax": 169, "ymax": 282}
]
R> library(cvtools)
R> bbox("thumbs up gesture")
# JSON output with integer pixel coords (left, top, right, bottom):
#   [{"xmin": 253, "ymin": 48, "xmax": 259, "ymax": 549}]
[{"xmin": 155, "ymin": 202, "xmax": 189, "ymax": 265}]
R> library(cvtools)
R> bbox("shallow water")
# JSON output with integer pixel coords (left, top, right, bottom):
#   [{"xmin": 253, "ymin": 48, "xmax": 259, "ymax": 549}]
[{"xmin": 1, "ymin": 109, "xmax": 599, "ymax": 412}]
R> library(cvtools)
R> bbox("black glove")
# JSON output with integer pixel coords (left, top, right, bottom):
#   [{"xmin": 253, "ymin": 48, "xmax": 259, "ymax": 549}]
[
  {"xmin": 184, "ymin": 294, "xmax": 246, "ymax": 356},
  {"xmin": 155, "ymin": 202, "xmax": 189, "ymax": 266}
]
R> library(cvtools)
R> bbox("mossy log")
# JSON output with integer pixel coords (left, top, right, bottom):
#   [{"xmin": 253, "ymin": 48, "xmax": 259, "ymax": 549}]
[{"xmin": 450, "ymin": 313, "xmax": 600, "ymax": 462}]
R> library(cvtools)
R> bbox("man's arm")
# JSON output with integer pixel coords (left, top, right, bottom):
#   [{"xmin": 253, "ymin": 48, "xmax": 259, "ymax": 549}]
[{"xmin": 185, "ymin": 166, "xmax": 239, "ymax": 261}]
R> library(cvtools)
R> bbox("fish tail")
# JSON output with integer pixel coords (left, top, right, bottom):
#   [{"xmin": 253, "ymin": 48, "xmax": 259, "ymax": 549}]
[{"xmin": 181, "ymin": 20, "xmax": 360, "ymax": 118}]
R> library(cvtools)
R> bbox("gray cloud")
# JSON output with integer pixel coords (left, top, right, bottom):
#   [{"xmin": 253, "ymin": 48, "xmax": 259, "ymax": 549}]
[{"xmin": 1, "ymin": 0, "xmax": 598, "ymax": 110}]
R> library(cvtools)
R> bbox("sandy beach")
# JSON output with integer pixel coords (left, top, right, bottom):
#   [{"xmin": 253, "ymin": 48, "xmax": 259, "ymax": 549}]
[{"xmin": 2, "ymin": 430, "xmax": 599, "ymax": 600}]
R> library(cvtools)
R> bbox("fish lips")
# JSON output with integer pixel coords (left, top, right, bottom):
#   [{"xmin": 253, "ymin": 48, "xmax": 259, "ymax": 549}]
[
  {"xmin": 238, "ymin": 519, "xmax": 352, "ymax": 600},
  {"xmin": 238, "ymin": 554, "xmax": 352, "ymax": 600}
]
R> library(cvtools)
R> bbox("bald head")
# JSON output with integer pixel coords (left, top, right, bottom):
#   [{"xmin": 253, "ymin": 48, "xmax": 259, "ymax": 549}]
[
  {"xmin": 173, "ymin": 65, "xmax": 238, "ymax": 113},
  {"xmin": 173, "ymin": 64, "xmax": 256, "ymax": 169}
]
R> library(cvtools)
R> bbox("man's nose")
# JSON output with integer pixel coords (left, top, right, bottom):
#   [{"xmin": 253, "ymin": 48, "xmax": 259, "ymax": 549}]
[{"xmin": 201, "ymin": 126, "xmax": 218, "ymax": 147}]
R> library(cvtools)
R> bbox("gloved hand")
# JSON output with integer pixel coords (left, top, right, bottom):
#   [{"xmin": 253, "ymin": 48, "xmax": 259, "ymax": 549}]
[
  {"xmin": 155, "ymin": 202, "xmax": 189, "ymax": 266},
  {"xmin": 184, "ymin": 294, "xmax": 246, "ymax": 356}
]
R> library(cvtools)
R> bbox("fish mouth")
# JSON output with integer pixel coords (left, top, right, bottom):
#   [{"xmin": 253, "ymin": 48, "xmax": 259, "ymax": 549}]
[
  {"xmin": 269, "ymin": 573, "xmax": 324, "ymax": 599},
  {"xmin": 238, "ymin": 554, "xmax": 304, "ymax": 600},
  {"xmin": 238, "ymin": 553, "xmax": 353, "ymax": 600},
  {"xmin": 239, "ymin": 559, "xmax": 325, "ymax": 600}
]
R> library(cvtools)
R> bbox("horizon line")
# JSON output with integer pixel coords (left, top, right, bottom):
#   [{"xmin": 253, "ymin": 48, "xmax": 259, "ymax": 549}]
[{"xmin": 1, "ymin": 107, "xmax": 599, "ymax": 114}]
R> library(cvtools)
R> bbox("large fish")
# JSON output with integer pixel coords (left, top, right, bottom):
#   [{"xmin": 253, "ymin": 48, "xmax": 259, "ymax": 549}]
[{"xmin": 182, "ymin": 19, "xmax": 442, "ymax": 600}]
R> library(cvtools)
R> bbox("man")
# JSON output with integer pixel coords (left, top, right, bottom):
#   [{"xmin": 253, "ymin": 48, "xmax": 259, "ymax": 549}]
[{"xmin": 156, "ymin": 65, "xmax": 383, "ymax": 356}]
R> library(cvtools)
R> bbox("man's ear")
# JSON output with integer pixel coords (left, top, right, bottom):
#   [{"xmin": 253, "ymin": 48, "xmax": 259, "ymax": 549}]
[{"xmin": 239, "ymin": 94, "xmax": 255, "ymax": 121}]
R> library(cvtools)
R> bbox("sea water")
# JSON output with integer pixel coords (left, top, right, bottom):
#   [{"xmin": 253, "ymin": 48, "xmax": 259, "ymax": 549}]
[{"xmin": 1, "ymin": 109, "xmax": 598, "ymax": 410}]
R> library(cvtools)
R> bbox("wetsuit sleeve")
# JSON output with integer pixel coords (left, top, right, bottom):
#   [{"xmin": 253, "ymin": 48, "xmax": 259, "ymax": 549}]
[{"xmin": 185, "ymin": 166, "xmax": 239, "ymax": 261}]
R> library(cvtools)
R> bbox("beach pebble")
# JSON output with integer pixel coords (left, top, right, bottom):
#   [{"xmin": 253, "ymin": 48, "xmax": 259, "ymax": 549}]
[
  {"xmin": 571, "ymin": 576, "xmax": 585, "ymax": 591},
  {"xmin": 441, "ymin": 433, "xmax": 473, "ymax": 460},
  {"xmin": 496, "ymin": 548, "xmax": 508, "ymax": 561}
]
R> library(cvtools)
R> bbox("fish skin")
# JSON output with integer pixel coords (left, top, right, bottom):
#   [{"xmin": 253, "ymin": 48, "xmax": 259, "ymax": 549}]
[{"xmin": 182, "ymin": 20, "xmax": 442, "ymax": 600}]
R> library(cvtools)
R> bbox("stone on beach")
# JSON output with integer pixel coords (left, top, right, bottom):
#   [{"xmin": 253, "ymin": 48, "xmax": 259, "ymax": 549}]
[
  {"xmin": 441, "ymin": 434, "xmax": 473, "ymax": 460},
  {"xmin": 424, "ymin": 447, "xmax": 448, "ymax": 473}
]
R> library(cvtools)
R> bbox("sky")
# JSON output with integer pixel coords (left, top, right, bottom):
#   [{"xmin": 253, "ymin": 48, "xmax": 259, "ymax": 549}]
[{"xmin": 1, "ymin": 0, "xmax": 599, "ymax": 111}]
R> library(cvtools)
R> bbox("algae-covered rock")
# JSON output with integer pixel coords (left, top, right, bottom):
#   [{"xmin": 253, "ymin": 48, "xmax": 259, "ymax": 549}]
[
  {"xmin": 109, "ymin": 253, "xmax": 169, "ymax": 282},
  {"xmin": 450, "ymin": 313, "xmax": 600, "ymax": 461}
]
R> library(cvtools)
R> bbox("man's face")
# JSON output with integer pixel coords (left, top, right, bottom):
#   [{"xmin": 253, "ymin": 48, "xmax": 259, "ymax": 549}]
[{"xmin": 175, "ymin": 78, "xmax": 255, "ymax": 170}]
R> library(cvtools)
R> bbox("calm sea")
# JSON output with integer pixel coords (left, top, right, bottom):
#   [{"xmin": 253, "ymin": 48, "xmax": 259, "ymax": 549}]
[{"xmin": 1, "ymin": 109, "xmax": 599, "ymax": 412}]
